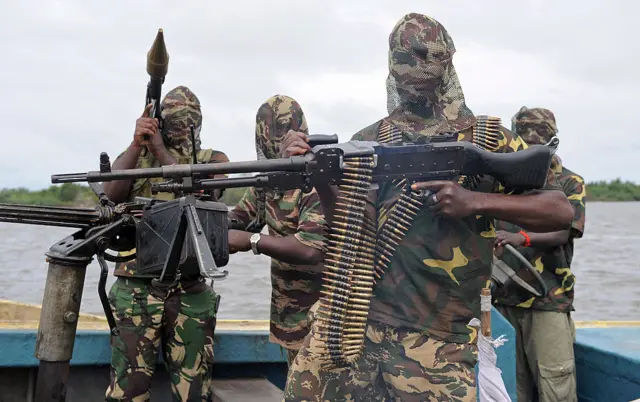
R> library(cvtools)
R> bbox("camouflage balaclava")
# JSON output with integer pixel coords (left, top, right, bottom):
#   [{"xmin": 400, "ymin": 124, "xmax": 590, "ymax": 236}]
[
  {"xmin": 385, "ymin": 13, "xmax": 476, "ymax": 139},
  {"xmin": 511, "ymin": 106, "xmax": 558, "ymax": 145},
  {"xmin": 255, "ymin": 95, "xmax": 308, "ymax": 160},
  {"xmin": 160, "ymin": 86, "xmax": 203, "ymax": 155},
  {"xmin": 512, "ymin": 106, "xmax": 561, "ymax": 169}
]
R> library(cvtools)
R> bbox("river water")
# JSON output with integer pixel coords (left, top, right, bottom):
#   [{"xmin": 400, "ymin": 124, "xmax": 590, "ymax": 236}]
[{"xmin": 0, "ymin": 202, "xmax": 638, "ymax": 322}]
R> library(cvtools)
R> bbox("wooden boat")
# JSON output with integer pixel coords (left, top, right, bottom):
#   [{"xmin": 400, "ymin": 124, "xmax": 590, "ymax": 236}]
[{"xmin": 0, "ymin": 299, "xmax": 639, "ymax": 401}]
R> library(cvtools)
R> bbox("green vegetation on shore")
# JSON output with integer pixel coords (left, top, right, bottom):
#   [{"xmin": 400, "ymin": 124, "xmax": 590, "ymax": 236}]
[
  {"xmin": 0, "ymin": 183, "xmax": 248, "ymax": 207},
  {"xmin": 0, "ymin": 179, "xmax": 638, "ymax": 207},
  {"xmin": 584, "ymin": 179, "xmax": 640, "ymax": 202}
]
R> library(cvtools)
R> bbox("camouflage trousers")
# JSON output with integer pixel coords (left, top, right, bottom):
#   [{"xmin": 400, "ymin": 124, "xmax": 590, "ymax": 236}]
[
  {"xmin": 281, "ymin": 347, "xmax": 299, "ymax": 367},
  {"xmin": 497, "ymin": 305, "xmax": 577, "ymax": 402},
  {"xmin": 284, "ymin": 319, "xmax": 478, "ymax": 401},
  {"xmin": 105, "ymin": 277, "xmax": 218, "ymax": 402}
]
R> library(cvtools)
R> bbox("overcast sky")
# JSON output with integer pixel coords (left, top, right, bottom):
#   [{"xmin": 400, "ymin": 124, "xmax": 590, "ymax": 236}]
[{"xmin": 0, "ymin": 0, "xmax": 637, "ymax": 190}]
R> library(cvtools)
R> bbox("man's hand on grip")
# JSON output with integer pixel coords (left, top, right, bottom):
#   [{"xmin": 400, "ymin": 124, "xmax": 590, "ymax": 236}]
[
  {"xmin": 494, "ymin": 230, "xmax": 526, "ymax": 248},
  {"xmin": 279, "ymin": 130, "xmax": 311, "ymax": 157},
  {"xmin": 412, "ymin": 180, "xmax": 476, "ymax": 219},
  {"xmin": 134, "ymin": 103, "xmax": 160, "ymax": 148}
]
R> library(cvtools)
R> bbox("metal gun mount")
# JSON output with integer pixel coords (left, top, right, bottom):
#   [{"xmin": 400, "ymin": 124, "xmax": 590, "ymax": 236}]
[{"xmin": 1, "ymin": 157, "xmax": 230, "ymax": 402}]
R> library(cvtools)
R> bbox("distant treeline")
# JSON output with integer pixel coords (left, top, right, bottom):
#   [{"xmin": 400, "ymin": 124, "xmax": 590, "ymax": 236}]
[
  {"xmin": 584, "ymin": 179, "xmax": 640, "ymax": 202},
  {"xmin": 0, "ymin": 179, "xmax": 638, "ymax": 207},
  {"xmin": 0, "ymin": 183, "xmax": 248, "ymax": 207}
]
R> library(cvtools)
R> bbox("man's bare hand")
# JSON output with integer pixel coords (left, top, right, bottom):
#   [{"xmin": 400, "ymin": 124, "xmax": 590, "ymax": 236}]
[
  {"xmin": 228, "ymin": 229, "xmax": 251, "ymax": 254},
  {"xmin": 134, "ymin": 103, "xmax": 160, "ymax": 148},
  {"xmin": 411, "ymin": 180, "xmax": 475, "ymax": 218},
  {"xmin": 494, "ymin": 230, "xmax": 526, "ymax": 248},
  {"xmin": 279, "ymin": 130, "xmax": 311, "ymax": 157}
]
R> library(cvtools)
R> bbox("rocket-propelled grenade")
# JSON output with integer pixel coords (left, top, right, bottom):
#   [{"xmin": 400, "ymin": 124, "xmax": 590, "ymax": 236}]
[{"xmin": 143, "ymin": 28, "xmax": 169, "ymax": 143}]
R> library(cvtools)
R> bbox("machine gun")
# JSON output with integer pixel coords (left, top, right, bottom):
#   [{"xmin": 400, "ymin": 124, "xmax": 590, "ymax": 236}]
[
  {"xmin": 0, "ymin": 154, "xmax": 232, "ymax": 331},
  {"xmin": 54, "ymin": 135, "xmax": 560, "ymax": 197}
]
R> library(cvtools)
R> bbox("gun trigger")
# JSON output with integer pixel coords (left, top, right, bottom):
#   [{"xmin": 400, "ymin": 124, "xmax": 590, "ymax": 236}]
[{"xmin": 415, "ymin": 189, "xmax": 433, "ymax": 202}]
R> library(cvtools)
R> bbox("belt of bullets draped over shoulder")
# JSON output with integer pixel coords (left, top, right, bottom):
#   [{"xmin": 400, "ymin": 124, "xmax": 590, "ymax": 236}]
[{"xmin": 314, "ymin": 116, "xmax": 502, "ymax": 369}]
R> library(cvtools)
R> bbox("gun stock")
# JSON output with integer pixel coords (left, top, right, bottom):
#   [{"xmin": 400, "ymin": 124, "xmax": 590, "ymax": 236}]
[{"xmin": 460, "ymin": 137, "xmax": 559, "ymax": 190}]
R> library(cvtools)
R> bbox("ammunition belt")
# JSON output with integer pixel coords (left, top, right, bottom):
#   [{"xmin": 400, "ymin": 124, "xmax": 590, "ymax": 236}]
[
  {"xmin": 315, "ymin": 116, "xmax": 501, "ymax": 369},
  {"xmin": 314, "ymin": 155, "xmax": 377, "ymax": 368}
]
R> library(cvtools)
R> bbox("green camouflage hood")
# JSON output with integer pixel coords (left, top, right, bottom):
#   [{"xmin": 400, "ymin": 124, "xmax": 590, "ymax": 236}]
[
  {"xmin": 512, "ymin": 106, "xmax": 561, "ymax": 170},
  {"xmin": 511, "ymin": 106, "xmax": 558, "ymax": 146},
  {"xmin": 385, "ymin": 13, "xmax": 476, "ymax": 139},
  {"xmin": 160, "ymin": 86, "xmax": 202, "ymax": 154},
  {"xmin": 255, "ymin": 95, "xmax": 308, "ymax": 160}
]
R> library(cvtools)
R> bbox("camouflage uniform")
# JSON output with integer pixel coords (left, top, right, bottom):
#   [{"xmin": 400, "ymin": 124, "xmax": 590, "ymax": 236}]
[
  {"xmin": 230, "ymin": 95, "xmax": 329, "ymax": 364},
  {"xmin": 495, "ymin": 107, "xmax": 586, "ymax": 402},
  {"xmin": 106, "ymin": 86, "xmax": 229, "ymax": 401},
  {"xmin": 284, "ymin": 14, "xmax": 563, "ymax": 402}
]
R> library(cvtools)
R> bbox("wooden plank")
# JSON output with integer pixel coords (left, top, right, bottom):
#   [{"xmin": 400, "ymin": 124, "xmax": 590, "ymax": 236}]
[{"xmin": 211, "ymin": 378, "xmax": 283, "ymax": 402}]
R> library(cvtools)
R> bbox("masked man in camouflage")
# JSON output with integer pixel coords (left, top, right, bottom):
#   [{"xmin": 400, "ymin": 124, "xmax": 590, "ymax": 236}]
[
  {"xmin": 279, "ymin": 13, "xmax": 574, "ymax": 401},
  {"xmin": 226, "ymin": 95, "xmax": 329, "ymax": 365},
  {"xmin": 102, "ymin": 86, "xmax": 230, "ymax": 401},
  {"xmin": 493, "ymin": 107, "xmax": 586, "ymax": 402}
]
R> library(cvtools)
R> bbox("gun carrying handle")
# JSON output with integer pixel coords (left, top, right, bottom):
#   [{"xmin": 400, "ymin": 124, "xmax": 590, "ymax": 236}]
[{"xmin": 308, "ymin": 134, "xmax": 339, "ymax": 147}]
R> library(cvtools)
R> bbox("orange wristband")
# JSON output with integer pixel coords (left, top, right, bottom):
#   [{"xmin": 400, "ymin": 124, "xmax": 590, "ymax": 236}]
[{"xmin": 519, "ymin": 230, "xmax": 531, "ymax": 247}]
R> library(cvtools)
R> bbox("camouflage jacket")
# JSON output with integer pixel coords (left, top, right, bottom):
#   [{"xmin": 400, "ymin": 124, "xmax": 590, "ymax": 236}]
[
  {"xmin": 494, "ymin": 163, "xmax": 586, "ymax": 312},
  {"xmin": 352, "ymin": 118, "xmax": 562, "ymax": 344},
  {"xmin": 114, "ymin": 146, "xmax": 230, "ymax": 277},
  {"xmin": 231, "ymin": 187, "xmax": 328, "ymax": 350}
]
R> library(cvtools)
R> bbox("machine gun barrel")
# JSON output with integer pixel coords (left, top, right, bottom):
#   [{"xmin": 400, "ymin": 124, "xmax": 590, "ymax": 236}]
[
  {"xmin": 51, "ymin": 155, "xmax": 315, "ymax": 184},
  {"xmin": 51, "ymin": 134, "xmax": 339, "ymax": 185},
  {"xmin": 0, "ymin": 203, "xmax": 103, "ymax": 228}
]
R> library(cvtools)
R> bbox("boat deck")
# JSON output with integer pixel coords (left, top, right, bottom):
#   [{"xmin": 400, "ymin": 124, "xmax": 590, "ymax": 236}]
[{"xmin": 2, "ymin": 300, "xmax": 640, "ymax": 401}]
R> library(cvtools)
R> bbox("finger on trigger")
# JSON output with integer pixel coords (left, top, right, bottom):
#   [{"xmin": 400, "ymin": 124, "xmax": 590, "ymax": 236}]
[
  {"xmin": 143, "ymin": 103, "xmax": 153, "ymax": 117},
  {"xmin": 281, "ymin": 135, "xmax": 297, "ymax": 151},
  {"xmin": 293, "ymin": 139, "xmax": 311, "ymax": 149},
  {"xmin": 287, "ymin": 146, "xmax": 307, "ymax": 156},
  {"xmin": 411, "ymin": 180, "xmax": 447, "ymax": 192},
  {"xmin": 139, "ymin": 125, "xmax": 157, "ymax": 136},
  {"xmin": 141, "ymin": 128, "xmax": 156, "ymax": 138},
  {"xmin": 428, "ymin": 201, "xmax": 445, "ymax": 213}
]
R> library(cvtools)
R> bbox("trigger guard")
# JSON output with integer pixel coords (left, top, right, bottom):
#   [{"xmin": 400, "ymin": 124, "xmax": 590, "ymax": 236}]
[{"xmin": 414, "ymin": 189, "xmax": 433, "ymax": 201}]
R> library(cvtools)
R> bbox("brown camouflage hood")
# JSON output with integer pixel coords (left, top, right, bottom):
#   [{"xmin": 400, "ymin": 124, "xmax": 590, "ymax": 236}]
[
  {"xmin": 511, "ymin": 106, "xmax": 558, "ymax": 146},
  {"xmin": 255, "ymin": 95, "xmax": 308, "ymax": 160},
  {"xmin": 160, "ymin": 86, "xmax": 202, "ymax": 154},
  {"xmin": 385, "ymin": 13, "xmax": 476, "ymax": 139}
]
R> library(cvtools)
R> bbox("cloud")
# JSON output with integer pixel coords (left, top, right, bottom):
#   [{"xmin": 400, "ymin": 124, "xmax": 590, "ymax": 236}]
[{"xmin": 0, "ymin": 0, "xmax": 636, "ymax": 189}]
